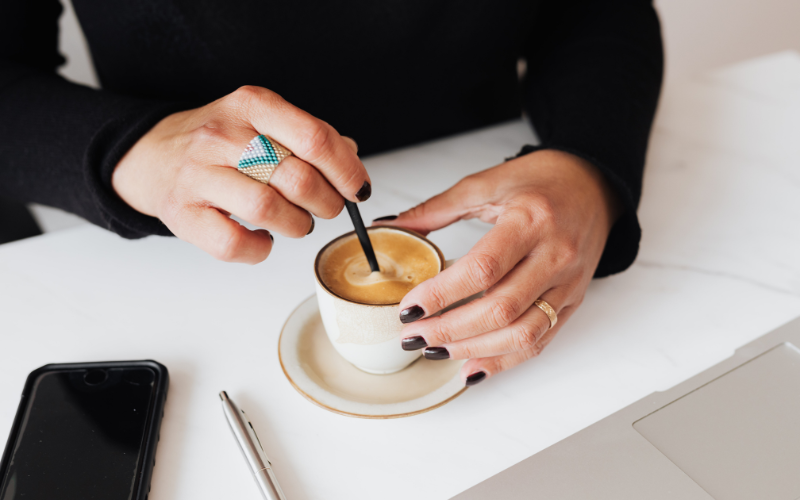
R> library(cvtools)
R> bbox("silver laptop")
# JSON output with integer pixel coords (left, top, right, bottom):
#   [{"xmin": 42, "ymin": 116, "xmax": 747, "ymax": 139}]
[{"xmin": 453, "ymin": 316, "xmax": 800, "ymax": 500}]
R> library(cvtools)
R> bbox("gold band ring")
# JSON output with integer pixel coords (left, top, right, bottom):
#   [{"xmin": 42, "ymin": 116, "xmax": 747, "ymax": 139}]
[
  {"xmin": 534, "ymin": 299, "xmax": 558, "ymax": 329},
  {"xmin": 237, "ymin": 135, "xmax": 293, "ymax": 185}
]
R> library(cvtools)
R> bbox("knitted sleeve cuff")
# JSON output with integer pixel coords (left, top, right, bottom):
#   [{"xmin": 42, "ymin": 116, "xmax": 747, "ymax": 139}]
[{"xmin": 84, "ymin": 102, "xmax": 189, "ymax": 239}]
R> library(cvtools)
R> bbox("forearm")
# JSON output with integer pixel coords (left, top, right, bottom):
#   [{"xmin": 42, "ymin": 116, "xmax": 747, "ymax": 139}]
[
  {"xmin": 522, "ymin": 0, "xmax": 663, "ymax": 276},
  {"xmin": 0, "ymin": 63, "xmax": 183, "ymax": 237}
]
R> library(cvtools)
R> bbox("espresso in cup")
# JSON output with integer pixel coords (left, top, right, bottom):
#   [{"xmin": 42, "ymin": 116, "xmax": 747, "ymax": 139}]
[
  {"xmin": 315, "ymin": 227, "xmax": 445, "ymax": 374},
  {"xmin": 318, "ymin": 229, "xmax": 440, "ymax": 305}
]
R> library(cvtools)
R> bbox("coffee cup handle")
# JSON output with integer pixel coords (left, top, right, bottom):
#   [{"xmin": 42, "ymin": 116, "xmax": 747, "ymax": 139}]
[{"xmin": 438, "ymin": 258, "xmax": 484, "ymax": 314}]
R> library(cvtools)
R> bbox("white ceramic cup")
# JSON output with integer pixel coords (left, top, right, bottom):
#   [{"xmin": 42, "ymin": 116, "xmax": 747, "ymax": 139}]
[{"xmin": 314, "ymin": 227, "xmax": 446, "ymax": 374}]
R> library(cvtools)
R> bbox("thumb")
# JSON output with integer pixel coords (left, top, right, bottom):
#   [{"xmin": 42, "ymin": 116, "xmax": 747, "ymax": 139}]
[{"xmin": 372, "ymin": 183, "xmax": 471, "ymax": 236}]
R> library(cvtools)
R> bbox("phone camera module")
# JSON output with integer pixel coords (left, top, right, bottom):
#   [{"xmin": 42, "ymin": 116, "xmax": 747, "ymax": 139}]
[{"xmin": 84, "ymin": 369, "xmax": 108, "ymax": 386}]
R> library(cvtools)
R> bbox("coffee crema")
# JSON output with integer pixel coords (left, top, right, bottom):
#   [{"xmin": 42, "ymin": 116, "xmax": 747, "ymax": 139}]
[{"xmin": 318, "ymin": 229, "xmax": 440, "ymax": 305}]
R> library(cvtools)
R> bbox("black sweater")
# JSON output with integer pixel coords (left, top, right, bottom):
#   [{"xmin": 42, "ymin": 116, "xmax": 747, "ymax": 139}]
[{"xmin": 0, "ymin": 0, "xmax": 662, "ymax": 276}]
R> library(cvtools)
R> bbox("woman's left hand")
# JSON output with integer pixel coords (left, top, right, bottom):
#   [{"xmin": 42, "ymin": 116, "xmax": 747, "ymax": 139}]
[{"xmin": 374, "ymin": 149, "xmax": 621, "ymax": 385}]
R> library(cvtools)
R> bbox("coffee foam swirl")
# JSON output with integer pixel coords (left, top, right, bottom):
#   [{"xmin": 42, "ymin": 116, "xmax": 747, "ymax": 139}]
[
  {"xmin": 318, "ymin": 228, "xmax": 441, "ymax": 305},
  {"xmin": 342, "ymin": 252, "xmax": 413, "ymax": 288}
]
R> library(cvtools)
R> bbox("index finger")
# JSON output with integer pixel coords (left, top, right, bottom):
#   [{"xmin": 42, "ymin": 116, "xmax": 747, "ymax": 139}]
[
  {"xmin": 398, "ymin": 211, "xmax": 534, "ymax": 323},
  {"xmin": 234, "ymin": 86, "xmax": 371, "ymax": 202}
]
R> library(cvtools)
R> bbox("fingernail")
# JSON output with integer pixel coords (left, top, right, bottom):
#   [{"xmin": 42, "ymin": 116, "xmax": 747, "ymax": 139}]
[
  {"xmin": 400, "ymin": 305, "xmax": 425, "ymax": 324},
  {"xmin": 373, "ymin": 215, "xmax": 398, "ymax": 222},
  {"xmin": 423, "ymin": 347, "xmax": 450, "ymax": 360},
  {"xmin": 401, "ymin": 336, "xmax": 427, "ymax": 351},
  {"xmin": 269, "ymin": 233, "xmax": 274, "ymax": 243},
  {"xmin": 306, "ymin": 217, "xmax": 315, "ymax": 236},
  {"xmin": 465, "ymin": 371, "xmax": 486, "ymax": 386},
  {"xmin": 355, "ymin": 181, "xmax": 372, "ymax": 202}
]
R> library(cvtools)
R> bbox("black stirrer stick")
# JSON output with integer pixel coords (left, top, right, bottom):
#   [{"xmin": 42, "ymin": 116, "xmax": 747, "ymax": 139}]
[{"xmin": 344, "ymin": 200, "xmax": 380, "ymax": 273}]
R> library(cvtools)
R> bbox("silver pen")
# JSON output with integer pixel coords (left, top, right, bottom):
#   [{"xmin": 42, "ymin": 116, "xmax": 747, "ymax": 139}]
[{"xmin": 220, "ymin": 391, "xmax": 288, "ymax": 500}]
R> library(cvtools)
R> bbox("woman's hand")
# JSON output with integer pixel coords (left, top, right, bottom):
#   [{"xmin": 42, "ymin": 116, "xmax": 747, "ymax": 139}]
[
  {"xmin": 113, "ymin": 86, "xmax": 370, "ymax": 264},
  {"xmin": 375, "ymin": 150, "xmax": 621, "ymax": 385}
]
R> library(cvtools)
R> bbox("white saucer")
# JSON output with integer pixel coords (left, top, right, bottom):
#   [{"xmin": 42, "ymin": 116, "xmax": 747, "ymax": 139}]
[{"xmin": 278, "ymin": 295, "xmax": 468, "ymax": 419}]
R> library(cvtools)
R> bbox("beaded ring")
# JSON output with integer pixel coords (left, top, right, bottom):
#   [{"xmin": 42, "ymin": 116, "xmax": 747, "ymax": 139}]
[{"xmin": 237, "ymin": 135, "xmax": 293, "ymax": 185}]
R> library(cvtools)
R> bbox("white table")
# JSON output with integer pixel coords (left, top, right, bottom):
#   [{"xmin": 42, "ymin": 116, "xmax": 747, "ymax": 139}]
[{"xmin": 2, "ymin": 51, "xmax": 800, "ymax": 500}]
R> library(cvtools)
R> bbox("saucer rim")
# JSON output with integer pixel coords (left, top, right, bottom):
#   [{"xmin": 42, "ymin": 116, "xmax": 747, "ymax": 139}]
[{"xmin": 278, "ymin": 295, "xmax": 468, "ymax": 419}]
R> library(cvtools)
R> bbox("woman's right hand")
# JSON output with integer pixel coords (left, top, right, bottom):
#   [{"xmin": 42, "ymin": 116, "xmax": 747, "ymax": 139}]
[{"xmin": 112, "ymin": 86, "xmax": 370, "ymax": 264}]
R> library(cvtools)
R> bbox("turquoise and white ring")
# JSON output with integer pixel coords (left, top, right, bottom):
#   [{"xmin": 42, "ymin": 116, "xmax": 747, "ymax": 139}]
[{"xmin": 237, "ymin": 135, "xmax": 293, "ymax": 185}]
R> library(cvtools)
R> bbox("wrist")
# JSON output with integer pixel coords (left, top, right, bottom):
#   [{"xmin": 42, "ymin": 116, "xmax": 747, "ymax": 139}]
[
  {"xmin": 528, "ymin": 149, "xmax": 623, "ymax": 231},
  {"xmin": 111, "ymin": 111, "xmax": 182, "ymax": 218}
]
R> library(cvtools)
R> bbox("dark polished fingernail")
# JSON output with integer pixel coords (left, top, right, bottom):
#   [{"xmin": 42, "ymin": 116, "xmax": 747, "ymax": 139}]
[
  {"xmin": 306, "ymin": 217, "xmax": 315, "ymax": 236},
  {"xmin": 400, "ymin": 305, "xmax": 425, "ymax": 324},
  {"xmin": 373, "ymin": 215, "xmax": 398, "ymax": 222},
  {"xmin": 355, "ymin": 181, "xmax": 372, "ymax": 202},
  {"xmin": 423, "ymin": 347, "xmax": 450, "ymax": 360},
  {"xmin": 465, "ymin": 371, "xmax": 486, "ymax": 386},
  {"xmin": 401, "ymin": 336, "xmax": 427, "ymax": 351}
]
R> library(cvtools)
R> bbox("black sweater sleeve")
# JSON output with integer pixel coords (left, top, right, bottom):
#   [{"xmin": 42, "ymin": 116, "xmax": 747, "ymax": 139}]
[
  {"xmin": 0, "ymin": 0, "xmax": 179, "ymax": 238},
  {"xmin": 1, "ymin": 0, "xmax": 662, "ymax": 252},
  {"xmin": 521, "ymin": 0, "xmax": 663, "ymax": 277}
]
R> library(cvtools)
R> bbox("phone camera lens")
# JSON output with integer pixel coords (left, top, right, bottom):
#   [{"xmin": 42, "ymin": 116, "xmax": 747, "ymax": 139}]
[{"xmin": 84, "ymin": 369, "xmax": 108, "ymax": 386}]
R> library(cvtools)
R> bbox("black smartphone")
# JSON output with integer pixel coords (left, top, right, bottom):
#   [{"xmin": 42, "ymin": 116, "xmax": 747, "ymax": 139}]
[{"xmin": 0, "ymin": 360, "xmax": 168, "ymax": 500}]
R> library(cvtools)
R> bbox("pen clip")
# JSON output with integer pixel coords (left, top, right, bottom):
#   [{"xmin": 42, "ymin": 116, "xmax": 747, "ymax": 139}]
[{"xmin": 242, "ymin": 409, "xmax": 273, "ymax": 467}]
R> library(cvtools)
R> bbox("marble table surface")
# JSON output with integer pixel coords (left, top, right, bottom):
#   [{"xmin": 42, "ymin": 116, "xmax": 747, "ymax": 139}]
[{"xmin": 2, "ymin": 51, "xmax": 800, "ymax": 500}]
